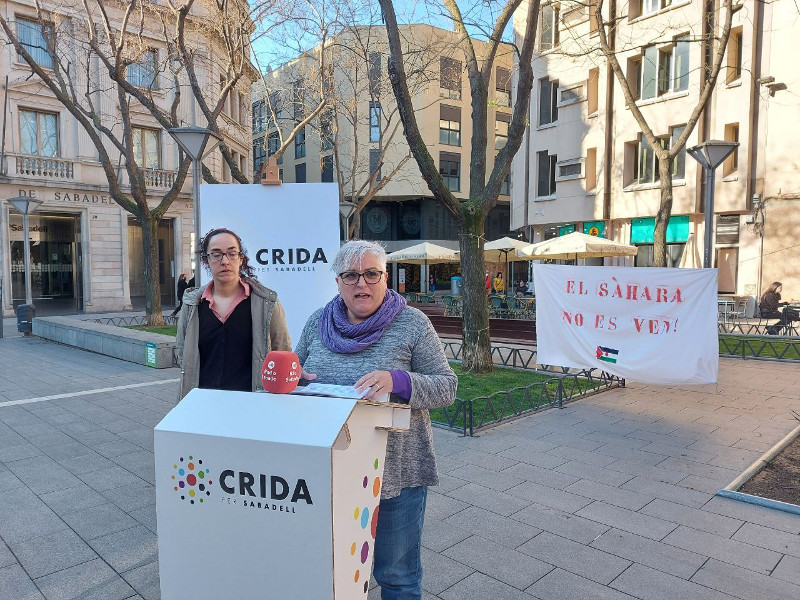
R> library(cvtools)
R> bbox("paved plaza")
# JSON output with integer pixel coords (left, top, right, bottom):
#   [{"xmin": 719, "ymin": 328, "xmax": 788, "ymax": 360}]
[{"xmin": 1, "ymin": 329, "xmax": 800, "ymax": 599}]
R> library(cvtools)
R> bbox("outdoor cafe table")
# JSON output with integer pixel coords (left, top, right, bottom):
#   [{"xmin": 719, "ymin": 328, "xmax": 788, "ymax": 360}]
[{"xmin": 717, "ymin": 298, "xmax": 735, "ymax": 324}]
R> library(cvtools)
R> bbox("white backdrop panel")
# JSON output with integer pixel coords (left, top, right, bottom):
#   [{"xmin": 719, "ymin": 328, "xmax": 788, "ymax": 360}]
[{"xmin": 200, "ymin": 183, "xmax": 340, "ymax": 346}]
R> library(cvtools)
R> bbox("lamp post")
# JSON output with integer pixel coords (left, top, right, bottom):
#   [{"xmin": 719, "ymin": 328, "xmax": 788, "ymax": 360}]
[
  {"xmin": 167, "ymin": 127, "xmax": 222, "ymax": 283},
  {"xmin": 338, "ymin": 201, "xmax": 356, "ymax": 242},
  {"xmin": 7, "ymin": 196, "xmax": 43, "ymax": 334},
  {"xmin": 686, "ymin": 140, "xmax": 739, "ymax": 268}
]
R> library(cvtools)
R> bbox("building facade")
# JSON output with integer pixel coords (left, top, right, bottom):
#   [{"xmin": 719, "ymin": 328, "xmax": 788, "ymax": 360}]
[
  {"xmin": 511, "ymin": 0, "xmax": 800, "ymax": 298},
  {"xmin": 253, "ymin": 25, "xmax": 518, "ymax": 291},
  {"xmin": 0, "ymin": 0, "xmax": 254, "ymax": 316}
]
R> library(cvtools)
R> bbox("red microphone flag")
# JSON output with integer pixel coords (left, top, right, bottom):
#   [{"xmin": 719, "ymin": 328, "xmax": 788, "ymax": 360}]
[{"xmin": 261, "ymin": 351, "xmax": 301, "ymax": 394}]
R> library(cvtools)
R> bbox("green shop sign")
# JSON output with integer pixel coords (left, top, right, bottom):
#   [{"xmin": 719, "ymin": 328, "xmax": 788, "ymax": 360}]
[
  {"xmin": 630, "ymin": 216, "xmax": 689, "ymax": 244},
  {"xmin": 583, "ymin": 221, "xmax": 605, "ymax": 238}
]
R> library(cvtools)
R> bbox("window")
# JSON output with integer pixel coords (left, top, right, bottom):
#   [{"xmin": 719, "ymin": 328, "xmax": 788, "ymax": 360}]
[
  {"xmin": 219, "ymin": 75, "xmax": 229, "ymax": 116},
  {"xmin": 631, "ymin": 125, "xmax": 685, "ymax": 185},
  {"xmin": 500, "ymin": 171, "xmax": 510, "ymax": 196},
  {"xmin": 321, "ymin": 109, "xmax": 334, "ymax": 151},
  {"xmin": 321, "ymin": 154, "xmax": 334, "ymax": 182},
  {"xmin": 629, "ymin": 0, "xmax": 673, "ymax": 19},
  {"xmin": 556, "ymin": 159, "xmax": 583, "ymax": 181},
  {"xmin": 253, "ymin": 138, "xmax": 266, "ymax": 174},
  {"xmin": 495, "ymin": 113, "xmax": 510, "ymax": 150},
  {"xmin": 635, "ymin": 135, "xmax": 657, "ymax": 184},
  {"xmin": 635, "ymin": 35, "xmax": 689, "ymax": 100},
  {"xmin": 539, "ymin": 77, "xmax": 559, "ymax": 125},
  {"xmin": 587, "ymin": 68, "xmax": 599, "ymax": 114},
  {"xmin": 670, "ymin": 125, "xmax": 686, "ymax": 179},
  {"xmin": 369, "ymin": 149, "xmax": 382, "ymax": 184},
  {"xmin": 267, "ymin": 131, "xmax": 282, "ymax": 165},
  {"xmin": 586, "ymin": 148, "xmax": 597, "ymax": 191},
  {"xmin": 267, "ymin": 91, "xmax": 281, "ymax": 126},
  {"xmin": 132, "ymin": 126, "xmax": 160, "ymax": 169},
  {"xmin": 295, "ymin": 126, "xmax": 306, "ymax": 159},
  {"xmin": 439, "ymin": 152, "xmax": 460, "ymax": 192},
  {"xmin": 723, "ymin": 123, "xmax": 739, "ymax": 176},
  {"xmin": 559, "ymin": 82, "xmax": 585, "ymax": 106},
  {"xmin": 369, "ymin": 102, "xmax": 382, "ymax": 143},
  {"xmin": 496, "ymin": 67, "xmax": 511, "ymax": 107},
  {"xmin": 540, "ymin": 4, "xmax": 560, "ymax": 51},
  {"xmin": 727, "ymin": 28, "xmax": 743, "ymax": 83},
  {"xmin": 439, "ymin": 105, "xmax": 461, "ymax": 146},
  {"xmin": 16, "ymin": 17, "xmax": 53, "ymax": 69},
  {"xmin": 20, "ymin": 109, "xmax": 58, "ymax": 157},
  {"xmin": 239, "ymin": 93, "xmax": 248, "ymax": 127},
  {"xmin": 439, "ymin": 57, "xmax": 462, "ymax": 100},
  {"xmin": 127, "ymin": 49, "xmax": 157, "ymax": 89},
  {"xmin": 369, "ymin": 52, "xmax": 381, "ymax": 96},
  {"xmin": 589, "ymin": 0, "xmax": 599, "ymax": 33},
  {"xmin": 295, "ymin": 163, "xmax": 306, "ymax": 183},
  {"xmin": 293, "ymin": 79, "xmax": 304, "ymax": 119},
  {"xmin": 253, "ymin": 100, "xmax": 265, "ymax": 133},
  {"xmin": 537, "ymin": 151, "xmax": 557, "ymax": 197}
]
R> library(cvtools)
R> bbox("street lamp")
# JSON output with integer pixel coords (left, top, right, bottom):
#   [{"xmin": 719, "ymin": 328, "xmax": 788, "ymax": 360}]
[
  {"xmin": 339, "ymin": 201, "xmax": 357, "ymax": 242},
  {"xmin": 686, "ymin": 140, "xmax": 739, "ymax": 268},
  {"xmin": 7, "ymin": 196, "xmax": 43, "ymax": 334},
  {"xmin": 167, "ymin": 127, "xmax": 223, "ymax": 283}
]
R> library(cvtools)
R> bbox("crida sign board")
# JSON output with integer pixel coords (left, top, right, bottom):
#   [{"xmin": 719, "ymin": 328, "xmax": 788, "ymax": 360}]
[
  {"xmin": 154, "ymin": 389, "xmax": 410, "ymax": 599},
  {"xmin": 199, "ymin": 183, "xmax": 340, "ymax": 345},
  {"xmin": 533, "ymin": 264, "xmax": 718, "ymax": 384}
]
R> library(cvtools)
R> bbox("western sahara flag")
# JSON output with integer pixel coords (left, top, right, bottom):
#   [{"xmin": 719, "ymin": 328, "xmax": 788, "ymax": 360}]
[{"xmin": 596, "ymin": 346, "xmax": 619, "ymax": 364}]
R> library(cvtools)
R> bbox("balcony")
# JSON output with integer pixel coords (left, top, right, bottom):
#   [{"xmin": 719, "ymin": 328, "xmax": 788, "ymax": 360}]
[
  {"xmin": 143, "ymin": 168, "xmax": 177, "ymax": 189},
  {"xmin": 9, "ymin": 154, "xmax": 75, "ymax": 179}
]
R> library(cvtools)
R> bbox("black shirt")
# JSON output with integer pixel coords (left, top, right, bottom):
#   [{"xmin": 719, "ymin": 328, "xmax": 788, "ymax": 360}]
[{"xmin": 198, "ymin": 297, "xmax": 253, "ymax": 392}]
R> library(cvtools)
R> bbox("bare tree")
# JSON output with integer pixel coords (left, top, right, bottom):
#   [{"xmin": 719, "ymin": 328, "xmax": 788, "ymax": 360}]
[
  {"xmin": 592, "ymin": 0, "xmax": 740, "ymax": 266},
  {"xmin": 377, "ymin": 0, "xmax": 540, "ymax": 372},
  {"xmin": 0, "ymin": 0, "xmax": 194, "ymax": 325}
]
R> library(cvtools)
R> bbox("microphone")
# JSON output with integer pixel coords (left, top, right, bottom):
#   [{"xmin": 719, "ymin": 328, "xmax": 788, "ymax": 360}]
[{"xmin": 261, "ymin": 351, "xmax": 301, "ymax": 394}]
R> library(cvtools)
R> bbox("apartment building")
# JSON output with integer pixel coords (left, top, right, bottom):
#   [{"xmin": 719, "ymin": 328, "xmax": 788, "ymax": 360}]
[
  {"xmin": 0, "ymin": 0, "xmax": 254, "ymax": 316},
  {"xmin": 253, "ymin": 24, "xmax": 516, "ymax": 291},
  {"xmin": 511, "ymin": 0, "xmax": 800, "ymax": 298}
]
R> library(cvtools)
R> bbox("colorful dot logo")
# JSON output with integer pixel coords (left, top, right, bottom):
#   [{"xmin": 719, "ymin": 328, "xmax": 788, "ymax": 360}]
[
  {"xmin": 348, "ymin": 457, "xmax": 382, "ymax": 590},
  {"xmin": 171, "ymin": 455, "xmax": 213, "ymax": 505}
]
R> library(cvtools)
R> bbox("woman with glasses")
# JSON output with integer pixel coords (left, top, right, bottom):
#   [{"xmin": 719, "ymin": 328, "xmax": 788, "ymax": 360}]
[
  {"xmin": 175, "ymin": 227, "xmax": 291, "ymax": 400},
  {"xmin": 295, "ymin": 240, "xmax": 456, "ymax": 600}
]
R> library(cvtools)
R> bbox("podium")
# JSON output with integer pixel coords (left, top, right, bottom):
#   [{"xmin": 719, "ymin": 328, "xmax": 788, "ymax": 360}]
[{"xmin": 154, "ymin": 389, "xmax": 410, "ymax": 599}]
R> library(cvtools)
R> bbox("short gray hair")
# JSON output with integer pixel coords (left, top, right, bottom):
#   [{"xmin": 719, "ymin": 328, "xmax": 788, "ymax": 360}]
[{"xmin": 332, "ymin": 240, "xmax": 387, "ymax": 274}]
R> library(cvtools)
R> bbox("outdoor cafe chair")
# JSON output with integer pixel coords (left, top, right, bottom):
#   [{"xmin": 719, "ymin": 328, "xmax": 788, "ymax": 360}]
[
  {"xmin": 505, "ymin": 297, "xmax": 525, "ymax": 319},
  {"xmin": 489, "ymin": 295, "xmax": 506, "ymax": 318},
  {"xmin": 442, "ymin": 295, "xmax": 460, "ymax": 316}
]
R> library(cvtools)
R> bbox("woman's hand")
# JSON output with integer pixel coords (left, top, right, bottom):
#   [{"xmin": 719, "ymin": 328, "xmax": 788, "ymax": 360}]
[
  {"xmin": 301, "ymin": 367, "xmax": 317, "ymax": 381},
  {"xmin": 355, "ymin": 370, "xmax": 393, "ymax": 401}
]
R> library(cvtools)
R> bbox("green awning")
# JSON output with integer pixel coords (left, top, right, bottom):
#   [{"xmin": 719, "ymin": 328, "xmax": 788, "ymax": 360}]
[
  {"xmin": 558, "ymin": 224, "xmax": 576, "ymax": 236},
  {"xmin": 583, "ymin": 221, "xmax": 605, "ymax": 238},
  {"xmin": 630, "ymin": 216, "xmax": 689, "ymax": 244}
]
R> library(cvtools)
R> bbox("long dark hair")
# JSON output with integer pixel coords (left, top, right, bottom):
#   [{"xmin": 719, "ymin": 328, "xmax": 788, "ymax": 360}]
[
  {"xmin": 199, "ymin": 227, "xmax": 256, "ymax": 280},
  {"xmin": 761, "ymin": 281, "xmax": 782, "ymax": 303}
]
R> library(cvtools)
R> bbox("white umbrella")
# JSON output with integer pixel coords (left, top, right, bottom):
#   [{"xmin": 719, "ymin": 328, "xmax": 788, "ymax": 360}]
[
  {"xmin": 386, "ymin": 242, "xmax": 459, "ymax": 293},
  {"xmin": 679, "ymin": 232, "xmax": 701, "ymax": 268},
  {"xmin": 481, "ymin": 236, "xmax": 532, "ymax": 293},
  {"xmin": 517, "ymin": 231, "xmax": 638, "ymax": 260}
]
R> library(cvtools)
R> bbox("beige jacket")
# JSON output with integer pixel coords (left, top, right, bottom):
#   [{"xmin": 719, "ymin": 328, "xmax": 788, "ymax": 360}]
[{"xmin": 175, "ymin": 277, "xmax": 292, "ymax": 400}]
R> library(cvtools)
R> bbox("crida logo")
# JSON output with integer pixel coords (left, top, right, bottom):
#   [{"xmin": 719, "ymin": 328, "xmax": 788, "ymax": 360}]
[{"xmin": 171, "ymin": 455, "xmax": 213, "ymax": 505}]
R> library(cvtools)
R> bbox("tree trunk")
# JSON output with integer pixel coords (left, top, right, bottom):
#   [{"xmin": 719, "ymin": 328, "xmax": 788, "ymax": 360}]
[
  {"xmin": 351, "ymin": 210, "xmax": 362, "ymax": 240},
  {"xmin": 459, "ymin": 211, "xmax": 493, "ymax": 372},
  {"xmin": 653, "ymin": 157, "xmax": 674, "ymax": 267},
  {"xmin": 140, "ymin": 215, "xmax": 164, "ymax": 327}
]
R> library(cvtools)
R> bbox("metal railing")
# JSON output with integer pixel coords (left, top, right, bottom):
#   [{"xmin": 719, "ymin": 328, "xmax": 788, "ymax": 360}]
[
  {"xmin": 433, "ymin": 341, "xmax": 625, "ymax": 436},
  {"xmin": 719, "ymin": 334, "xmax": 800, "ymax": 362},
  {"xmin": 14, "ymin": 154, "xmax": 74, "ymax": 179},
  {"xmin": 92, "ymin": 315, "xmax": 178, "ymax": 327},
  {"xmin": 719, "ymin": 321, "xmax": 800, "ymax": 337}
]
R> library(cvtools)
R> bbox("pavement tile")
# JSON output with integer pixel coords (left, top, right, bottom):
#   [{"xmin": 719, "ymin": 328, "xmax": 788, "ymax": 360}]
[
  {"xmin": 546, "ymin": 446, "xmax": 618, "ymax": 467},
  {"xmin": 434, "ymin": 473, "xmax": 468, "ymax": 495},
  {"xmin": 438, "ymin": 571, "xmax": 537, "ymax": 600},
  {"xmin": 604, "ymin": 458, "xmax": 687, "ymax": 484},
  {"xmin": 0, "ymin": 564, "xmax": 46, "ymax": 600},
  {"xmin": 771, "ymin": 554, "xmax": 800, "ymax": 587},
  {"xmin": 525, "ymin": 568, "xmax": 638, "ymax": 600},
  {"xmin": 553, "ymin": 460, "xmax": 634, "ymax": 487},
  {"xmin": 420, "ymin": 547, "xmax": 475, "ymax": 596},
  {"xmin": 501, "ymin": 462, "xmax": 580, "ymax": 490},
  {"xmin": 454, "ymin": 448, "xmax": 519, "ymax": 471},
  {"xmin": 610, "ymin": 563, "xmax": 731, "ymax": 600},
  {"xmin": 99, "ymin": 482, "xmax": 156, "ymax": 513},
  {"xmin": 128, "ymin": 504, "xmax": 158, "ymax": 534},
  {"xmin": 589, "ymin": 528, "xmax": 708, "ymax": 580},
  {"xmin": 0, "ymin": 487, "xmax": 68, "ymax": 544},
  {"xmin": 0, "ymin": 442, "xmax": 43, "ymax": 462},
  {"xmin": 641, "ymin": 498, "xmax": 744, "ymax": 537},
  {"xmin": 5, "ymin": 455, "xmax": 83, "ymax": 495},
  {"xmin": 565, "ymin": 479, "xmax": 654, "ymax": 511},
  {"xmin": 445, "ymin": 483, "xmax": 530, "ymax": 517},
  {"xmin": 576, "ymin": 501, "xmax": 678, "ymax": 541},
  {"xmin": 621, "ymin": 475, "xmax": 712, "ymax": 507},
  {"xmin": 691, "ymin": 558, "xmax": 800, "ymax": 600},
  {"xmin": 662, "ymin": 525, "xmax": 782, "ymax": 575},
  {"xmin": 447, "ymin": 463, "xmax": 524, "ymax": 492},
  {"xmin": 518, "ymin": 531, "xmax": 630, "ymax": 585},
  {"xmin": 55, "ymin": 452, "xmax": 118, "ymax": 476},
  {"xmin": 60, "ymin": 502, "xmax": 139, "ymax": 540},
  {"xmin": 77, "ymin": 466, "xmax": 146, "ymax": 492},
  {"xmin": 422, "ymin": 516, "xmax": 473, "ymax": 553},
  {"xmin": 701, "ymin": 496, "xmax": 800, "ymax": 534},
  {"xmin": 7, "ymin": 528, "xmax": 98, "ymax": 579},
  {"xmin": 425, "ymin": 490, "xmax": 471, "ymax": 521},
  {"xmin": 443, "ymin": 535, "xmax": 553, "ymax": 590},
  {"xmin": 88, "ymin": 526, "xmax": 158, "ymax": 574},
  {"xmin": 121, "ymin": 561, "xmax": 160, "ymax": 600},
  {"xmin": 0, "ymin": 468, "xmax": 25, "ymax": 492},
  {"xmin": 33, "ymin": 557, "xmax": 135, "ymax": 600},
  {"xmin": 511, "ymin": 504, "xmax": 609, "ymax": 545},
  {"xmin": 0, "ymin": 540, "xmax": 17, "ymax": 568},
  {"xmin": 731, "ymin": 521, "xmax": 800, "ymax": 558},
  {"xmin": 506, "ymin": 480, "xmax": 594, "ymax": 513},
  {"xmin": 39, "ymin": 483, "xmax": 109, "ymax": 517},
  {"xmin": 442, "ymin": 505, "xmax": 541, "ymax": 550}
]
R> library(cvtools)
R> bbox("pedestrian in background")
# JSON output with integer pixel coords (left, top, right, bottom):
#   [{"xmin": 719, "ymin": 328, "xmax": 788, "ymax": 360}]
[{"xmin": 170, "ymin": 274, "xmax": 189, "ymax": 317}]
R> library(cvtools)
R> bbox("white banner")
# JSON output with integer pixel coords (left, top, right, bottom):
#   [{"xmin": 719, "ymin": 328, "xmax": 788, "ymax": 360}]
[
  {"xmin": 200, "ymin": 183, "xmax": 340, "ymax": 346},
  {"xmin": 533, "ymin": 264, "xmax": 718, "ymax": 384}
]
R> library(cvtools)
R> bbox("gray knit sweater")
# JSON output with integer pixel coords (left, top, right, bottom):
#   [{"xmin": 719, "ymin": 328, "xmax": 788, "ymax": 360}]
[{"xmin": 295, "ymin": 306, "xmax": 457, "ymax": 499}]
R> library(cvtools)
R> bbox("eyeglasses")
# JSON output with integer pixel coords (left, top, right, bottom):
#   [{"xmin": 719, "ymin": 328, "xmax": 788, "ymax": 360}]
[
  {"xmin": 204, "ymin": 251, "xmax": 243, "ymax": 262},
  {"xmin": 339, "ymin": 270, "xmax": 384, "ymax": 285}
]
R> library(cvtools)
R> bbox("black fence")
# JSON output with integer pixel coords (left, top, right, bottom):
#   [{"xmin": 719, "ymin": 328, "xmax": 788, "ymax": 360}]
[
  {"xmin": 719, "ymin": 334, "xmax": 800, "ymax": 361},
  {"xmin": 92, "ymin": 315, "xmax": 178, "ymax": 327}
]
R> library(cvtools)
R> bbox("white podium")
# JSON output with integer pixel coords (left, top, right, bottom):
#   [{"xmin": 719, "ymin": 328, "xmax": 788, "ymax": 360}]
[{"xmin": 154, "ymin": 389, "xmax": 410, "ymax": 599}]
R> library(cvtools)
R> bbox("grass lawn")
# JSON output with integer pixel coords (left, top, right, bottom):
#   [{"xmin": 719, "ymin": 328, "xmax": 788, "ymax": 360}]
[
  {"xmin": 125, "ymin": 324, "xmax": 178, "ymax": 337},
  {"xmin": 719, "ymin": 335, "xmax": 800, "ymax": 359}
]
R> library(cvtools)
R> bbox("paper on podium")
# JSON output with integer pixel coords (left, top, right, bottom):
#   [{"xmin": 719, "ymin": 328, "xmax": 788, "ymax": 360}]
[
  {"xmin": 292, "ymin": 382, "xmax": 390, "ymax": 403},
  {"xmin": 154, "ymin": 388, "xmax": 410, "ymax": 600}
]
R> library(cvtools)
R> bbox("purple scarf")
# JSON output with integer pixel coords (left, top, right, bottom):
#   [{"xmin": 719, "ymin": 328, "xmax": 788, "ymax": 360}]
[{"xmin": 318, "ymin": 289, "xmax": 407, "ymax": 353}]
